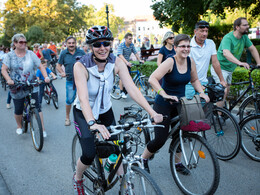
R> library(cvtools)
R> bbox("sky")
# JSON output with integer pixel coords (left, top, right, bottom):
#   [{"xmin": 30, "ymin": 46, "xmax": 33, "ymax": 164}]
[{"xmin": 78, "ymin": 0, "xmax": 154, "ymax": 20}]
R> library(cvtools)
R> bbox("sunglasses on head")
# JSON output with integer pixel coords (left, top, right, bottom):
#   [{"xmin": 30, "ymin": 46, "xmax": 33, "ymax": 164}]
[
  {"xmin": 168, "ymin": 37, "xmax": 175, "ymax": 40},
  {"xmin": 18, "ymin": 41, "xmax": 27, "ymax": 44},
  {"xmin": 198, "ymin": 24, "xmax": 209, "ymax": 29},
  {"xmin": 92, "ymin": 41, "xmax": 111, "ymax": 48}
]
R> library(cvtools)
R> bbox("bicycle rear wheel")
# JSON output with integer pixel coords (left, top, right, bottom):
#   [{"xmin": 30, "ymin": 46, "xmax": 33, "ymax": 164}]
[
  {"xmin": 239, "ymin": 94, "xmax": 260, "ymax": 121},
  {"xmin": 204, "ymin": 106, "xmax": 241, "ymax": 160},
  {"xmin": 29, "ymin": 108, "xmax": 43, "ymax": 151},
  {"xmin": 135, "ymin": 76, "xmax": 149, "ymax": 97},
  {"xmin": 51, "ymin": 91, "xmax": 59, "ymax": 109},
  {"xmin": 169, "ymin": 133, "xmax": 220, "ymax": 195},
  {"xmin": 71, "ymin": 134, "xmax": 103, "ymax": 194},
  {"xmin": 110, "ymin": 74, "xmax": 121, "ymax": 100},
  {"xmin": 44, "ymin": 85, "xmax": 50, "ymax": 104},
  {"xmin": 120, "ymin": 165, "xmax": 163, "ymax": 195},
  {"xmin": 239, "ymin": 114, "xmax": 260, "ymax": 161}
]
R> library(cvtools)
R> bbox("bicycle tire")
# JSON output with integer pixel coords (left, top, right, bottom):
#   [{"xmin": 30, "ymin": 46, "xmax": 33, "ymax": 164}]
[
  {"xmin": 169, "ymin": 133, "xmax": 220, "ymax": 195},
  {"xmin": 110, "ymin": 74, "xmax": 121, "ymax": 100},
  {"xmin": 29, "ymin": 108, "xmax": 43, "ymax": 152},
  {"xmin": 239, "ymin": 93, "xmax": 260, "ymax": 121},
  {"xmin": 204, "ymin": 106, "xmax": 241, "ymax": 161},
  {"xmin": 51, "ymin": 91, "xmax": 59, "ymax": 109},
  {"xmin": 44, "ymin": 85, "xmax": 50, "ymax": 104},
  {"xmin": 239, "ymin": 114, "xmax": 260, "ymax": 161},
  {"xmin": 71, "ymin": 134, "xmax": 104, "ymax": 194},
  {"xmin": 135, "ymin": 76, "xmax": 149, "ymax": 97},
  {"xmin": 120, "ymin": 165, "xmax": 163, "ymax": 195},
  {"xmin": 22, "ymin": 116, "xmax": 28, "ymax": 133}
]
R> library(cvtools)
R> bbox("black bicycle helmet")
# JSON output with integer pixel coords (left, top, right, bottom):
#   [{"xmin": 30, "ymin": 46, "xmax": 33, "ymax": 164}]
[{"xmin": 86, "ymin": 26, "xmax": 114, "ymax": 44}]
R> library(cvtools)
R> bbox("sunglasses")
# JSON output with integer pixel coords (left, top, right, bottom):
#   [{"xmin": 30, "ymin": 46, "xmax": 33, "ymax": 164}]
[
  {"xmin": 18, "ymin": 41, "xmax": 27, "ymax": 44},
  {"xmin": 177, "ymin": 45, "xmax": 192, "ymax": 49},
  {"xmin": 198, "ymin": 24, "xmax": 209, "ymax": 29},
  {"xmin": 168, "ymin": 37, "xmax": 175, "ymax": 40},
  {"xmin": 92, "ymin": 41, "xmax": 111, "ymax": 48}
]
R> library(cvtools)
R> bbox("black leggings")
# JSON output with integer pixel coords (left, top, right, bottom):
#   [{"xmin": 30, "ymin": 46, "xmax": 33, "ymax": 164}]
[
  {"xmin": 73, "ymin": 106, "xmax": 116, "ymax": 165},
  {"xmin": 147, "ymin": 103, "xmax": 178, "ymax": 153}
]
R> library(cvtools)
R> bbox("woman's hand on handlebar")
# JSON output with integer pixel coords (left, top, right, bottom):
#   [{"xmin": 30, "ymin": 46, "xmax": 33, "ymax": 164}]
[
  {"xmin": 7, "ymin": 79, "xmax": 14, "ymax": 85},
  {"xmin": 163, "ymin": 95, "xmax": 179, "ymax": 104},
  {"xmin": 90, "ymin": 123, "xmax": 111, "ymax": 140},
  {"xmin": 199, "ymin": 92, "xmax": 210, "ymax": 103},
  {"xmin": 151, "ymin": 113, "xmax": 164, "ymax": 124}
]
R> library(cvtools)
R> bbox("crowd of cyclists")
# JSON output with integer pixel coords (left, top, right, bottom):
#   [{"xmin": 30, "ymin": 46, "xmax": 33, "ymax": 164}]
[{"xmin": 0, "ymin": 16, "xmax": 259, "ymax": 195}]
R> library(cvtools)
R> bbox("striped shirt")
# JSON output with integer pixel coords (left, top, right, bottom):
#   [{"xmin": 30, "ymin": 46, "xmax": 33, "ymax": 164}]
[{"xmin": 117, "ymin": 42, "xmax": 137, "ymax": 61}]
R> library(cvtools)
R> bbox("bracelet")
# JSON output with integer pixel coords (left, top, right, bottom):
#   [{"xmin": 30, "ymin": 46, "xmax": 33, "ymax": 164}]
[
  {"xmin": 157, "ymin": 88, "xmax": 164, "ymax": 95},
  {"xmin": 199, "ymin": 91, "xmax": 204, "ymax": 94}
]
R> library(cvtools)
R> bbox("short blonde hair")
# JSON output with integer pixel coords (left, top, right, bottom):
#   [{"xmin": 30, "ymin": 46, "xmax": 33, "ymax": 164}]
[{"xmin": 162, "ymin": 31, "xmax": 174, "ymax": 45}]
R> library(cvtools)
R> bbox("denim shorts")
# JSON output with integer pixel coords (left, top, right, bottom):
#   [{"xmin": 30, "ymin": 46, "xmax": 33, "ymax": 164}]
[
  {"xmin": 66, "ymin": 80, "xmax": 76, "ymax": 105},
  {"xmin": 185, "ymin": 81, "xmax": 208, "ymax": 100}
]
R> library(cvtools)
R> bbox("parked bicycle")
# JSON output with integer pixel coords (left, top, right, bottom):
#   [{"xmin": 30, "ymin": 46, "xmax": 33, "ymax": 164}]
[
  {"xmin": 71, "ymin": 118, "xmax": 163, "ymax": 195},
  {"xmin": 42, "ymin": 77, "xmax": 58, "ymax": 109},
  {"xmin": 222, "ymin": 65, "xmax": 259, "ymax": 121},
  {"xmin": 110, "ymin": 62, "xmax": 155, "ymax": 100},
  {"xmin": 9, "ymin": 80, "xmax": 44, "ymax": 151},
  {"xmin": 119, "ymin": 98, "xmax": 220, "ymax": 195},
  {"xmin": 239, "ymin": 113, "xmax": 260, "ymax": 161}
]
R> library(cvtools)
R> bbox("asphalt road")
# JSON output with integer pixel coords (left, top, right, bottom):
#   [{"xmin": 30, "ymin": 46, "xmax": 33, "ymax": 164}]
[{"xmin": 0, "ymin": 78, "xmax": 259, "ymax": 195}]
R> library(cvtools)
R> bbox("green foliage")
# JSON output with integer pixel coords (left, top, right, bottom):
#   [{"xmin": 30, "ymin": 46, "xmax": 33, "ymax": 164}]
[
  {"xmin": 208, "ymin": 24, "xmax": 233, "ymax": 48},
  {"xmin": 251, "ymin": 39, "xmax": 260, "ymax": 46},
  {"xmin": 25, "ymin": 26, "xmax": 44, "ymax": 46}
]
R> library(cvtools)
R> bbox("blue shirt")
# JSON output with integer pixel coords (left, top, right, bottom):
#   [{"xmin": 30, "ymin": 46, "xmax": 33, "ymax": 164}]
[
  {"xmin": 117, "ymin": 42, "xmax": 137, "ymax": 61},
  {"xmin": 42, "ymin": 49, "xmax": 54, "ymax": 61},
  {"xmin": 58, "ymin": 48, "xmax": 85, "ymax": 81},
  {"xmin": 159, "ymin": 45, "xmax": 176, "ymax": 62},
  {"xmin": 36, "ymin": 67, "xmax": 52, "ymax": 81}
]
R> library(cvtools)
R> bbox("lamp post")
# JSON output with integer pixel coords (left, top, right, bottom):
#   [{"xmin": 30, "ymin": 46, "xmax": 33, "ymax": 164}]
[{"xmin": 106, "ymin": 5, "xmax": 109, "ymax": 28}]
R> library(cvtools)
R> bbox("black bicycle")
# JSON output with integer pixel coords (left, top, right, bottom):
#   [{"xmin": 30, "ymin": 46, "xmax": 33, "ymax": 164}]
[
  {"xmin": 225, "ymin": 65, "xmax": 260, "ymax": 121},
  {"xmin": 71, "ymin": 118, "xmax": 163, "ymax": 195},
  {"xmin": 239, "ymin": 114, "xmax": 260, "ymax": 161},
  {"xmin": 10, "ymin": 80, "xmax": 44, "ymax": 151}
]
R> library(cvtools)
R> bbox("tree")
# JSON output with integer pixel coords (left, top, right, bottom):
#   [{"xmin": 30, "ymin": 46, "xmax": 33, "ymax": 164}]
[
  {"xmin": 25, "ymin": 26, "xmax": 44, "ymax": 46},
  {"xmin": 151, "ymin": 0, "xmax": 259, "ymax": 34}
]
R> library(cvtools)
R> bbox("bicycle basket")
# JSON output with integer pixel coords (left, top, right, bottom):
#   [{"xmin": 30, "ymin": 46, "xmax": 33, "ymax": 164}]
[
  {"xmin": 206, "ymin": 83, "xmax": 225, "ymax": 103},
  {"xmin": 96, "ymin": 141, "xmax": 120, "ymax": 158},
  {"xmin": 179, "ymin": 95, "xmax": 210, "ymax": 132}
]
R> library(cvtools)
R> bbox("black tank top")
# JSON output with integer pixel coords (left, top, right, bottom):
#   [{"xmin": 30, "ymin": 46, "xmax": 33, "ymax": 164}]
[{"xmin": 155, "ymin": 56, "xmax": 191, "ymax": 106}]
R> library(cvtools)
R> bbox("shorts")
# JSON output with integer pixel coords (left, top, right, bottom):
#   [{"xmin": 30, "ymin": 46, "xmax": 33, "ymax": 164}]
[
  {"xmin": 185, "ymin": 81, "xmax": 208, "ymax": 100},
  {"xmin": 211, "ymin": 66, "xmax": 232, "ymax": 84},
  {"xmin": 13, "ymin": 92, "xmax": 41, "ymax": 115},
  {"xmin": 66, "ymin": 80, "xmax": 76, "ymax": 105}
]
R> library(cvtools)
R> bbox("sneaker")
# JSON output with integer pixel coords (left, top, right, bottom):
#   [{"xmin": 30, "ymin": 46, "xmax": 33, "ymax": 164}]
[
  {"xmin": 16, "ymin": 128, "xmax": 23, "ymax": 135},
  {"xmin": 65, "ymin": 119, "xmax": 71, "ymax": 126},
  {"xmin": 6, "ymin": 104, "xmax": 11, "ymax": 109},
  {"xmin": 120, "ymin": 92, "xmax": 127, "ymax": 99},
  {"xmin": 175, "ymin": 163, "xmax": 190, "ymax": 175},
  {"xmin": 142, "ymin": 159, "xmax": 150, "ymax": 174},
  {"xmin": 43, "ymin": 131, "xmax": 47, "ymax": 138},
  {"xmin": 73, "ymin": 174, "xmax": 85, "ymax": 195}
]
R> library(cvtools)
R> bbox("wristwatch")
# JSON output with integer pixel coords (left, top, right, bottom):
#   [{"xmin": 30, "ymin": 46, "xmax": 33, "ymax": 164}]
[{"xmin": 87, "ymin": 120, "xmax": 96, "ymax": 127}]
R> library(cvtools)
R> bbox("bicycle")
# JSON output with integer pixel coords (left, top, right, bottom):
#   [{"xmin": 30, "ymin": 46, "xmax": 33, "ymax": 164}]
[
  {"xmin": 110, "ymin": 62, "xmax": 156, "ymax": 100},
  {"xmin": 120, "ymin": 98, "xmax": 220, "ymax": 195},
  {"xmin": 49, "ymin": 55, "xmax": 58, "ymax": 75},
  {"xmin": 71, "ymin": 118, "xmax": 163, "ymax": 195},
  {"xmin": 239, "ymin": 114, "xmax": 260, "ymax": 161},
  {"xmin": 42, "ymin": 77, "xmax": 58, "ymax": 109},
  {"xmin": 202, "ymin": 84, "xmax": 241, "ymax": 161},
  {"xmin": 10, "ymin": 80, "xmax": 44, "ymax": 151},
  {"xmin": 223, "ymin": 65, "xmax": 260, "ymax": 121}
]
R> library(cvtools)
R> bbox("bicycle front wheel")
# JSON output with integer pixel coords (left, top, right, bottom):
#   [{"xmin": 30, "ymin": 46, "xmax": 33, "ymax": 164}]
[
  {"xmin": 110, "ymin": 74, "xmax": 121, "ymax": 100},
  {"xmin": 135, "ymin": 76, "xmax": 150, "ymax": 97},
  {"xmin": 120, "ymin": 165, "xmax": 163, "ymax": 195},
  {"xmin": 239, "ymin": 94, "xmax": 260, "ymax": 121},
  {"xmin": 44, "ymin": 85, "xmax": 50, "ymax": 104},
  {"xmin": 51, "ymin": 91, "xmax": 59, "ymax": 109},
  {"xmin": 204, "ymin": 106, "xmax": 241, "ymax": 160},
  {"xmin": 29, "ymin": 108, "xmax": 43, "ymax": 151},
  {"xmin": 169, "ymin": 133, "xmax": 220, "ymax": 195},
  {"xmin": 240, "ymin": 114, "xmax": 260, "ymax": 161}
]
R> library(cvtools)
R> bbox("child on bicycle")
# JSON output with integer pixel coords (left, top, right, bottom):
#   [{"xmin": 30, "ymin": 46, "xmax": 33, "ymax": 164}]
[{"xmin": 36, "ymin": 59, "xmax": 57, "ymax": 108}]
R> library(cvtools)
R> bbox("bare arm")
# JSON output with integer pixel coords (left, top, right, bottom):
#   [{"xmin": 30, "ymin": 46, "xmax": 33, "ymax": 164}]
[
  {"xmin": 223, "ymin": 49, "xmax": 250, "ymax": 69},
  {"xmin": 211, "ymin": 55, "xmax": 227, "ymax": 87},
  {"xmin": 1, "ymin": 64, "xmax": 13, "ymax": 85},
  {"xmin": 118, "ymin": 54, "xmax": 131, "ymax": 67},
  {"xmin": 248, "ymin": 45, "xmax": 260, "ymax": 65},
  {"xmin": 134, "ymin": 53, "xmax": 144, "ymax": 63},
  {"xmin": 56, "ymin": 63, "xmax": 66, "ymax": 77},
  {"xmin": 157, "ymin": 53, "xmax": 163, "ymax": 66},
  {"xmin": 115, "ymin": 57, "xmax": 163, "ymax": 122},
  {"xmin": 39, "ymin": 64, "xmax": 50, "ymax": 83}
]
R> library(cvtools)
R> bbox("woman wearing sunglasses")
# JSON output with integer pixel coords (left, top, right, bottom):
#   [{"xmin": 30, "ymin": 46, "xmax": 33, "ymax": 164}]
[
  {"xmin": 1, "ymin": 33, "xmax": 50, "ymax": 136},
  {"xmin": 72, "ymin": 25, "xmax": 163, "ymax": 194},
  {"xmin": 141, "ymin": 34, "xmax": 209, "ymax": 174},
  {"xmin": 157, "ymin": 31, "xmax": 176, "ymax": 66}
]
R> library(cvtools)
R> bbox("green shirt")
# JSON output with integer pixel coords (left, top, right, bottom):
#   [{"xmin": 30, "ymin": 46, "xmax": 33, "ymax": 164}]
[{"xmin": 217, "ymin": 31, "xmax": 252, "ymax": 72}]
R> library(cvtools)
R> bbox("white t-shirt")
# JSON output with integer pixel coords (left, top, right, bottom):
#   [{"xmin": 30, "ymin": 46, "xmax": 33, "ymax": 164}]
[{"xmin": 189, "ymin": 36, "xmax": 217, "ymax": 83}]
